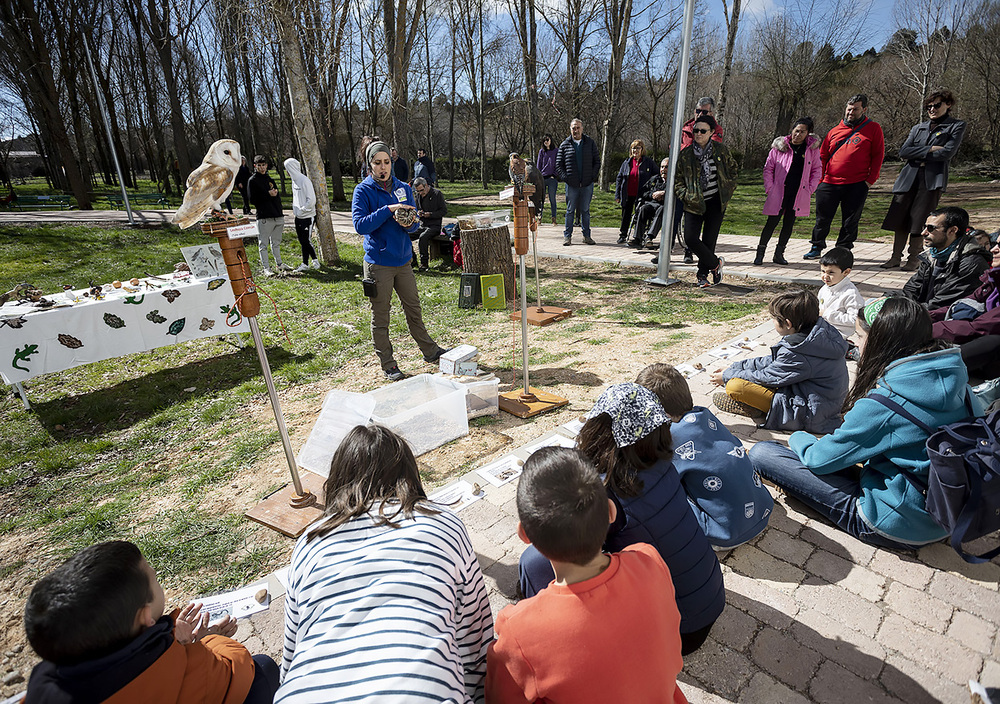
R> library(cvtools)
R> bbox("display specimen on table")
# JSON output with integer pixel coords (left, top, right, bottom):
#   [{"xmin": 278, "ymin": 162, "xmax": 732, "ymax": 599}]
[
  {"xmin": 171, "ymin": 139, "xmax": 242, "ymax": 229},
  {"xmin": 461, "ymin": 225, "xmax": 516, "ymax": 302},
  {"xmin": 499, "ymin": 154, "xmax": 568, "ymax": 419}
]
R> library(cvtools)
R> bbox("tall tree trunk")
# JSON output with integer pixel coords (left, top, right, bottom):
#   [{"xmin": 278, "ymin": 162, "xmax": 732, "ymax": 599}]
[
  {"xmin": 275, "ymin": 0, "xmax": 339, "ymax": 263},
  {"xmin": 598, "ymin": 0, "xmax": 632, "ymax": 191},
  {"xmin": 716, "ymin": 0, "xmax": 742, "ymax": 121},
  {"xmin": 0, "ymin": 0, "xmax": 91, "ymax": 207},
  {"xmin": 383, "ymin": 0, "xmax": 426, "ymax": 156}
]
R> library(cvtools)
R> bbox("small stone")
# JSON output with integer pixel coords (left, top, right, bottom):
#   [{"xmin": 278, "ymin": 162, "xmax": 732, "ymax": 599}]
[
  {"xmin": 3, "ymin": 671, "xmax": 24, "ymax": 685},
  {"xmin": 255, "ymin": 588, "xmax": 268, "ymax": 604},
  {"xmin": 184, "ymin": 387, "xmax": 196, "ymax": 392},
  {"xmin": 13, "ymin": 644, "xmax": 23, "ymax": 653},
  {"xmin": 54, "ymin": 424, "xmax": 65, "ymax": 431}
]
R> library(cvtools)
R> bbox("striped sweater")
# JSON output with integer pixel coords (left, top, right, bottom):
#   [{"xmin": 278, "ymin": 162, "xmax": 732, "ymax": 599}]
[{"xmin": 276, "ymin": 508, "xmax": 494, "ymax": 704}]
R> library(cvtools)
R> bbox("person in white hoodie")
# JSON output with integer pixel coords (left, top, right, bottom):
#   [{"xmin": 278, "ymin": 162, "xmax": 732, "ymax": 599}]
[
  {"xmin": 818, "ymin": 247, "xmax": 866, "ymax": 360},
  {"xmin": 284, "ymin": 158, "xmax": 320, "ymax": 271}
]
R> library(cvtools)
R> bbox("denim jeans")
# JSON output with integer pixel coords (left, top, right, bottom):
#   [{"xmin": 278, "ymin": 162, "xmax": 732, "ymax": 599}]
[
  {"xmin": 544, "ymin": 176, "xmax": 558, "ymax": 220},
  {"xmin": 564, "ymin": 182, "xmax": 594, "ymax": 238},
  {"xmin": 748, "ymin": 441, "xmax": 916, "ymax": 550}
]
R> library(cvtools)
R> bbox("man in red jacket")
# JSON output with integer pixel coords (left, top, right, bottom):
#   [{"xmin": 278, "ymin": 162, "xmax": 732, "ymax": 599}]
[{"xmin": 804, "ymin": 94, "xmax": 885, "ymax": 259}]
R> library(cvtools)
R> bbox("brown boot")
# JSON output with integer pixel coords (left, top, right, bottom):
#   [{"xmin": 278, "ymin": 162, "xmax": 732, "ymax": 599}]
[
  {"xmin": 880, "ymin": 231, "xmax": 908, "ymax": 268},
  {"xmin": 902, "ymin": 234, "xmax": 923, "ymax": 271}
]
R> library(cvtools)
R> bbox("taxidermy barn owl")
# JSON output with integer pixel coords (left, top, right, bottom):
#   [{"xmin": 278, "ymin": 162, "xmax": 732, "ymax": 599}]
[{"xmin": 171, "ymin": 139, "xmax": 242, "ymax": 229}]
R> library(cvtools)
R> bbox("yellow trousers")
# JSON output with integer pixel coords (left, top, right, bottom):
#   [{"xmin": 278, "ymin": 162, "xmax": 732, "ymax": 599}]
[{"xmin": 725, "ymin": 378, "xmax": 775, "ymax": 413}]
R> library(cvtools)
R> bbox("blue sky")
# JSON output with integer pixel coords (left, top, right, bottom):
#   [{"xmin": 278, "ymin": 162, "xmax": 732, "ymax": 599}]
[{"xmin": 734, "ymin": 0, "xmax": 899, "ymax": 53}]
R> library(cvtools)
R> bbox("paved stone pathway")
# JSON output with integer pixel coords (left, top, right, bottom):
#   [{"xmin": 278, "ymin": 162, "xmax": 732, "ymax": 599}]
[{"xmin": 5, "ymin": 208, "xmax": 997, "ymax": 702}]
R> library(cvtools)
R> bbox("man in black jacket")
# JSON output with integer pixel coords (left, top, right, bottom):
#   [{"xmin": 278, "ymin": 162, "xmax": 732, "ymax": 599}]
[
  {"xmin": 555, "ymin": 118, "xmax": 600, "ymax": 246},
  {"xmin": 234, "ymin": 156, "xmax": 252, "ymax": 214},
  {"xmin": 413, "ymin": 177, "xmax": 448, "ymax": 271},
  {"xmin": 902, "ymin": 206, "xmax": 990, "ymax": 309},
  {"xmin": 246, "ymin": 155, "xmax": 288, "ymax": 276}
]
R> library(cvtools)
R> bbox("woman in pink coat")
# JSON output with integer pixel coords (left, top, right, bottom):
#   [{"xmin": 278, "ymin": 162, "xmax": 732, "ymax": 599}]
[{"xmin": 754, "ymin": 117, "xmax": 823, "ymax": 265}]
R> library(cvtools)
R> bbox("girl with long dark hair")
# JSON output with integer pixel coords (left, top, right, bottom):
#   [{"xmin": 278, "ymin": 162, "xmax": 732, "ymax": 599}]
[
  {"xmin": 749, "ymin": 297, "xmax": 982, "ymax": 549},
  {"xmin": 276, "ymin": 425, "xmax": 493, "ymax": 704}
]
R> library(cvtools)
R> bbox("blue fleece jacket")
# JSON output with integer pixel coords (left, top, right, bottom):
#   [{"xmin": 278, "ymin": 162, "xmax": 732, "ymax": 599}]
[
  {"xmin": 723, "ymin": 317, "xmax": 849, "ymax": 433},
  {"xmin": 671, "ymin": 407, "xmax": 774, "ymax": 548},
  {"xmin": 789, "ymin": 347, "xmax": 983, "ymax": 545},
  {"xmin": 352, "ymin": 175, "xmax": 419, "ymax": 267},
  {"xmin": 604, "ymin": 459, "xmax": 726, "ymax": 633}
]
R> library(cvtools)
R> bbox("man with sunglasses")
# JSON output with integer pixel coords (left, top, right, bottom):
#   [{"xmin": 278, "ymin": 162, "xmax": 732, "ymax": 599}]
[
  {"xmin": 681, "ymin": 97, "xmax": 724, "ymax": 148},
  {"xmin": 902, "ymin": 206, "xmax": 989, "ymax": 310},
  {"xmin": 880, "ymin": 89, "xmax": 966, "ymax": 271},
  {"xmin": 804, "ymin": 94, "xmax": 885, "ymax": 259}
]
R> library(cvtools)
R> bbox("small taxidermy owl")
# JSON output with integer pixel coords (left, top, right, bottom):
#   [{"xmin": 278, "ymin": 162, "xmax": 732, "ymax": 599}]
[
  {"xmin": 171, "ymin": 139, "xmax": 242, "ymax": 229},
  {"xmin": 508, "ymin": 153, "xmax": 526, "ymax": 197}
]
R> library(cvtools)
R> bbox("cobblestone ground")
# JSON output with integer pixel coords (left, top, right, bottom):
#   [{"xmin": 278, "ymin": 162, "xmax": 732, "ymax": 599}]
[
  {"xmin": 239, "ymin": 315, "xmax": 1000, "ymax": 704},
  {"xmin": 5, "ymin": 211, "xmax": 997, "ymax": 702}
]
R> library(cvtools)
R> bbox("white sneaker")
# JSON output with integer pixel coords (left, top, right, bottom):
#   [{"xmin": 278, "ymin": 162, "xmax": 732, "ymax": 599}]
[
  {"xmin": 278, "ymin": 262, "xmax": 293, "ymax": 272},
  {"xmin": 295, "ymin": 263, "xmax": 311, "ymax": 272},
  {"xmin": 311, "ymin": 258, "xmax": 321, "ymax": 269},
  {"xmin": 262, "ymin": 268, "xmax": 275, "ymax": 277}
]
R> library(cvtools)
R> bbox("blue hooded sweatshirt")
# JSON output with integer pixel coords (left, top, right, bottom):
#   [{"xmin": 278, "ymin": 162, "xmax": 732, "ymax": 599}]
[
  {"xmin": 789, "ymin": 347, "xmax": 983, "ymax": 545},
  {"xmin": 723, "ymin": 317, "xmax": 849, "ymax": 433},
  {"xmin": 352, "ymin": 175, "xmax": 419, "ymax": 267},
  {"xmin": 671, "ymin": 407, "xmax": 774, "ymax": 548}
]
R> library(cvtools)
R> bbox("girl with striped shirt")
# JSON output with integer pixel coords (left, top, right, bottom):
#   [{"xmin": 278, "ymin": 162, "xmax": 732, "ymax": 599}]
[{"xmin": 276, "ymin": 425, "xmax": 493, "ymax": 704}]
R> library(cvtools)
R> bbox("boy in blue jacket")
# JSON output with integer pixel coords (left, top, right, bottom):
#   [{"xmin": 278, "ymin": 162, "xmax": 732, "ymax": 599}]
[
  {"xmin": 638, "ymin": 363, "xmax": 773, "ymax": 549},
  {"xmin": 710, "ymin": 289, "xmax": 849, "ymax": 433},
  {"xmin": 352, "ymin": 141, "xmax": 447, "ymax": 380}
]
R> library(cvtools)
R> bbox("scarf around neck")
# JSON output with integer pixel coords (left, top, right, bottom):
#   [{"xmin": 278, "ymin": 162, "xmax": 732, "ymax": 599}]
[{"xmin": 692, "ymin": 141, "xmax": 714, "ymax": 190}]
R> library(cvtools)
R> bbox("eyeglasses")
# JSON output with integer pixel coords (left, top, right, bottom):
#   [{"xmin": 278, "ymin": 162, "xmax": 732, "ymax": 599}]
[
  {"xmin": 925, "ymin": 101, "xmax": 945, "ymax": 110},
  {"xmin": 692, "ymin": 128, "xmax": 710, "ymax": 134},
  {"xmin": 695, "ymin": 109, "xmax": 711, "ymax": 115},
  {"xmin": 922, "ymin": 223, "xmax": 942, "ymax": 232},
  {"xmin": 631, "ymin": 147, "xmax": 642, "ymax": 151}
]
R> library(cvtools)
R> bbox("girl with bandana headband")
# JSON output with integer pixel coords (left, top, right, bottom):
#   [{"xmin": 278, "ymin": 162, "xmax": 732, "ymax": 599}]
[
  {"xmin": 749, "ymin": 296, "xmax": 983, "ymax": 549},
  {"xmin": 516, "ymin": 383, "xmax": 725, "ymax": 656}
]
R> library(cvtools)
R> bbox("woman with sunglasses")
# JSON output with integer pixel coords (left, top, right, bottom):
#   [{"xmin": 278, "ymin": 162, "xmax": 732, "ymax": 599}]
[
  {"xmin": 881, "ymin": 88, "xmax": 966, "ymax": 271},
  {"xmin": 674, "ymin": 115, "xmax": 739, "ymax": 287}
]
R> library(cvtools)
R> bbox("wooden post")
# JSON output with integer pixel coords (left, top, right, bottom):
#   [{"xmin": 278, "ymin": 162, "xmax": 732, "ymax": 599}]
[{"xmin": 460, "ymin": 224, "xmax": 515, "ymax": 301}]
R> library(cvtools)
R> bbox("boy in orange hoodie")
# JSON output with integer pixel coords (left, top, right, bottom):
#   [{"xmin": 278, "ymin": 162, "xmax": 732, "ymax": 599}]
[{"xmin": 22, "ymin": 540, "xmax": 278, "ymax": 704}]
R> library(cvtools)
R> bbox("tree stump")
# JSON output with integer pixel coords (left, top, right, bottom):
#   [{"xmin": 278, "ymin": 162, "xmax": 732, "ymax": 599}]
[{"xmin": 460, "ymin": 225, "xmax": 515, "ymax": 301}]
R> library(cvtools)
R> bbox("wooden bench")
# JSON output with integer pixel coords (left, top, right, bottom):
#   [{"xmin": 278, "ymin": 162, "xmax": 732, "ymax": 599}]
[
  {"xmin": 106, "ymin": 193, "xmax": 169, "ymax": 208},
  {"xmin": 13, "ymin": 195, "xmax": 74, "ymax": 210}
]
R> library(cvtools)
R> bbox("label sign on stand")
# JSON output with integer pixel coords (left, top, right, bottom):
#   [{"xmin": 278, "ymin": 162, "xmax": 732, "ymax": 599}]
[{"xmin": 227, "ymin": 222, "xmax": 259, "ymax": 239}]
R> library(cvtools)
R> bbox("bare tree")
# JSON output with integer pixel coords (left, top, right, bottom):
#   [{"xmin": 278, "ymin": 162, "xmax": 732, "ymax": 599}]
[
  {"xmin": 542, "ymin": 0, "xmax": 600, "ymax": 117},
  {"xmin": 383, "ymin": 0, "xmax": 427, "ymax": 155},
  {"xmin": 716, "ymin": 0, "xmax": 742, "ymax": 121},
  {"xmin": 886, "ymin": 0, "xmax": 968, "ymax": 120}
]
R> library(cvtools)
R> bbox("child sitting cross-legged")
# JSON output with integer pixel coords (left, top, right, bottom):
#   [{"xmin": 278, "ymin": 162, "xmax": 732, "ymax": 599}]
[
  {"xmin": 517, "ymin": 383, "xmax": 724, "ymax": 656},
  {"xmin": 710, "ymin": 289, "xmax": 849, "ymax": 433},
  {"xmin": 23, "ymin": 540, "xmax": 279, "ymax": 704},
  {"xmin": 487, "ymin": 446, "xmax": 689, "ymax": 704},
  {"xmin": 637, "ymin": 363, "xmax": 774, "ymax": 549}
]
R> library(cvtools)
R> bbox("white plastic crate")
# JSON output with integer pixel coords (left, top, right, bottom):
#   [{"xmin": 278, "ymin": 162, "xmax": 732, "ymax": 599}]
[{"xmin": 368, "ymin": 374, "xmax": 469, "ymax": 456}]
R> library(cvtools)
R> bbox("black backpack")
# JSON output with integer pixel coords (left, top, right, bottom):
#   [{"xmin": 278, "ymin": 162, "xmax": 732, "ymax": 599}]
[{"xmin": 870, "ymin": 394, "xmax": 1000, "ymax": 563}]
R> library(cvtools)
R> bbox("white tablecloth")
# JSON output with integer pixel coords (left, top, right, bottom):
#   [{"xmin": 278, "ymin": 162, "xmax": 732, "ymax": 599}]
[{"xmin": 0, "ymin": 274, "xmax": 250, "ymax": 384}]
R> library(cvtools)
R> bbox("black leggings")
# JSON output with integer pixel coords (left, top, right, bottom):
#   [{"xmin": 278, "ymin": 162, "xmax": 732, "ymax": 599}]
[
  {"xmin": 244, "ymin": 655, "xmax": 280, "ymax": 704},
  {"xmin": 294, "ymin": 217, "xmax": 318, "ymax": 264},
  {"xmin": 684, "ymin": 196, "xmax": 724, "ymax": 279},
  {"xmin": 757, "ymin": 208, "xmax": 797, "ymax": 253}
]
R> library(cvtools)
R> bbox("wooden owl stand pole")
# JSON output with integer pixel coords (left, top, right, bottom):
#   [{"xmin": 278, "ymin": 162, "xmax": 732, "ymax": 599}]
[
  {"xmin": 498, "ymin": 183, "xmax": 569, "ymax": 419},
  {"xmin": 202, "ymin": 220, "xmax": 324, "ymax": 537}
]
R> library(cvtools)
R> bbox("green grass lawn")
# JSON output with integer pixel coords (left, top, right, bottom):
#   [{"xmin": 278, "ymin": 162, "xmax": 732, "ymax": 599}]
[{"xmin": 1, "ymin": 222, "xmax": 781, "ymax": 596}]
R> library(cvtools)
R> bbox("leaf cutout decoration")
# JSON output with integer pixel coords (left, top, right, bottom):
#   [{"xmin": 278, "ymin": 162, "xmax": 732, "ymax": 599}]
[
  {"xmin": 146, "ymin": 310, "xmax": 166, "ymax": 324},
  {"xmin": 103, "ymin": 313, "xmax": 126, "ymax": 329},
  {"xmin": 207, "ymin": 278, "xmax": 226, "ymax": 291},
  {"xmin": 58, "ymin": 334, "xmax": 83, "ymax": 349},
  {"xmin": 167, "ymin": 318, "xmax": 186, "ymax": 336},
  {"xmin": 162, "ymin": 289, "xmax": 181, "ymax": 303},
  {"xmin": 199, "ymin": 317, "xmax": 215, "ymax": 331}
]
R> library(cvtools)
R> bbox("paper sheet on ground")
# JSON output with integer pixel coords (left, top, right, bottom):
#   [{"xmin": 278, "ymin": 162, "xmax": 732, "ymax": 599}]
[
  {"xmin": 559, "ymin": 417, "xmax": 586, "ymax": 437},
  {"xmin": 476, "ymin": 455, "xmax": 525, "ymax": 487},
  {"xmin": 523, "ymin": 432, "xmax": 577, "ymax": 456},
  {"xmin": 429, "ymin": 480, "xmax": 483, "ymax": 512},
  {"xmin": 192, "ymin": 584, "xmax": 270, "ymax": 622},
  {"xmin": 675, "ymin": 363, "xmax": 704, "ymax": 379},
  {"xmin": 708, "ymin": 345, "xmax": 742, "ymax": 359}
]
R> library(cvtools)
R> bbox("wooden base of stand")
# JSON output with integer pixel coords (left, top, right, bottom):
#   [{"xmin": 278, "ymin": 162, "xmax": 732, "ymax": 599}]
[
  {"xmin": 499, "ymin": 386, "xmax": 569, "ymax": 418},
  {"xmin": 509, "ymin": 306, "xmax": 572, "ymax": 327},
  {"xmin": 246, "ymin": 470, "xmax": 326, "ymax": 538}
]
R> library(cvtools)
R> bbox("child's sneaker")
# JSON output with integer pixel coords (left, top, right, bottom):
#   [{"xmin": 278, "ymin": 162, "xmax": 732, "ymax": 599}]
[
  {"xmin": 696, "ymin": 277, "xmax": 711, "ymax": 288},
  {"xmin": 712, "ymin": 392, "xmax": 762, "ymax": 419},
  {"xmin": 712, "ymin": 257, "xmax": 725, "ymax": 285},
  {"xmin": 311, "ymin": 258, "xmax": 321, "ymax": 269}
]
